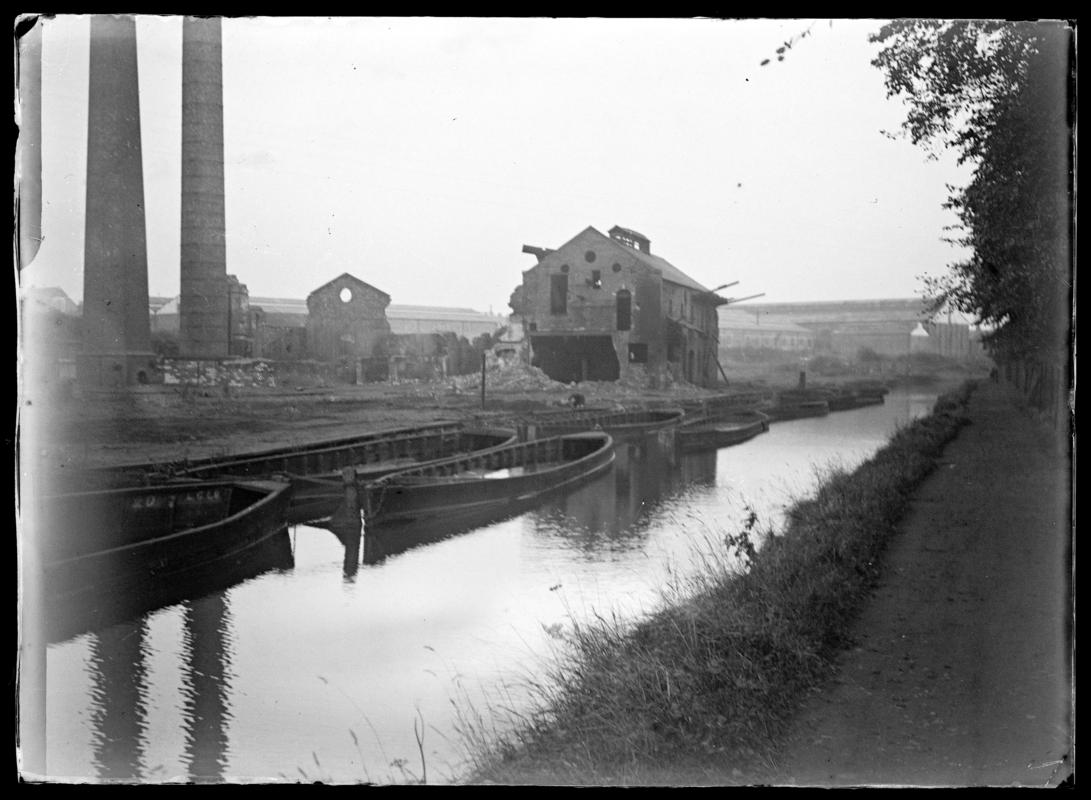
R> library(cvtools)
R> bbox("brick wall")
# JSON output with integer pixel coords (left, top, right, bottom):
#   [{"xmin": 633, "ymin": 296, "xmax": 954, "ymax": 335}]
[{"xmin": 306, "ymin": 276, "xmax": 392, "ymax": 362}]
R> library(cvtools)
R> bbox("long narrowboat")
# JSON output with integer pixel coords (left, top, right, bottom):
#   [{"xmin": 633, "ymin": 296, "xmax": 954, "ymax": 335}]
[
  {"xmin": 39, "ymin": 479, "xmax": 292, "ymax": 613},
  {"xmin": 675, "ymin": 410, "xmax": 770, "ymax": 453},
  {"xmin": 526, "ymin": 408, "xmax": 685, "ymax": 439},
  {"xmin": 58, "ymin": 423, "xmax": 519, "ymax": 524},
  {"xmin": 765, "ymin": 397, "xmax": 831, "ymax": 421},
  {"xmin": 825, "ymin": 391, "xmax": 886, "ymax": 412},
  {"xmin": 364, "ymin": 431, "xmax": 615, "ymax": 534}
]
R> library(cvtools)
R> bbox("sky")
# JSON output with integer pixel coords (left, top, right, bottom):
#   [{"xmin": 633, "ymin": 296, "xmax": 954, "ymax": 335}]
[{"xmin": 20, "ymin": 16, "xmax": 975, "ymax": 315}]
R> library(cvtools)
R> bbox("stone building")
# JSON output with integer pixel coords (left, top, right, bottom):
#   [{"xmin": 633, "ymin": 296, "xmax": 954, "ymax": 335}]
[
  {"xmin": 515, "ymin": 225, "xmax": 728, "ymax": 387},
  {"xmin": 305, "ymin": 273, "xmax": 392, "ymax": 363}
]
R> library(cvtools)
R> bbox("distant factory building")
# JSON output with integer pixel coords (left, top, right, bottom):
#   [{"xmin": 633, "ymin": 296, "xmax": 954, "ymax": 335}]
[
  {"xmin": 737, "ymin": 299, "xmax": 981, "ymax": 360},
  {"xmin": 718, "ymin": 308, "xmax": 815, "ymax": 352},
  {"xmin": 305, "ymin": 273, "xmax": 392, "ymax": 362},
  {"xmin": 386, "ymin": 305, "xmax": 506, "ymax": 338},
  {"xmin": 514, "ymin": 225, "xmax": 729, "ymax": 387}
]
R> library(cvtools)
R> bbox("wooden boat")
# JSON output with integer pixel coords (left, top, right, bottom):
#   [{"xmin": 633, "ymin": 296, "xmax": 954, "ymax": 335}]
[
  {"xmin": 675, "ymin": 410, "xmax": 770, "ymax": 453},
  {"xmin": 765, "ymin": 398, "xmax": 830, "ymax": 421},
  {"xmin": 526, "ymin": 408, "xmax": 685, "ymax": 439},
  {"xmin": 56, "ymin": 422, "xmax": 510, "ymax": 487},
  {"xmin": 60, "ymin": 423, "xmax": 519, "ymax": 524},
  {"xmin": 825, "ymin": 391, "xmax": 886, "ymax": 412},
  {"xmin": 364, "ymin": 431, "xmax": 616, "ymax": 532},
  {"xmin": 39, "ymin": 479, "xmax": 292, "ymax": 607}
]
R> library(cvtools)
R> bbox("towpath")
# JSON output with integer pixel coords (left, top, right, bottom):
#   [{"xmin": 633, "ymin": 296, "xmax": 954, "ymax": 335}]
[{"xmin": 749, "ymin": 380, "xmax": 1073, "ymax": 787}]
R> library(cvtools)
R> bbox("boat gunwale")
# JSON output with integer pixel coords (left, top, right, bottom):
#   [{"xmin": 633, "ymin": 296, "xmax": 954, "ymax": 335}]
[
  {"xmin": 531, "ymin": 408, "xmax": 686, "ymax": 435},
  {"xmin": 63, "ymin": 421, "xmax": 471, "ymax": 483},
  {"xmin": 365, "ymin": 432, "xmax": 616, "ymax": 524},
  {"xmin": 175, "ymin": 424, "xmax": 517, "ymax": 481},
  {"xmin": 368, "ymin": 431, "xmax": 615, "ymax": 491},
  {"xmin": 44, "ymin": 479, "xmax": 291, "ymax": 567}
]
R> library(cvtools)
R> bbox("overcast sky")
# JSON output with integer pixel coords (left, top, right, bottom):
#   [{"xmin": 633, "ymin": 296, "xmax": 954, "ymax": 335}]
[{"xmin": 22, "ymin": 16, "xmax": 973, "ymax": 314}]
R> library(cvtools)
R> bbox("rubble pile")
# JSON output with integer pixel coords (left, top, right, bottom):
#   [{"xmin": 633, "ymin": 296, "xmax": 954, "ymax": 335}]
[
  {"xmin": 162, "ymin": 358, "xmax": 277, "ymax": 389},
  {"xmin": 448, "ymin": 361, "xmax": 567, "ymax": 393}
]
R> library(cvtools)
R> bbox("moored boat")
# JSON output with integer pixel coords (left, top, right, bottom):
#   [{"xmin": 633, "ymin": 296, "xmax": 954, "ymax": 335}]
[
  {"xmin": 675, "ymin": 410, "xmax": 770, "ymax": 453},
  {"xmin": 58, "ymin": 423, "xmax": 519, "ymax": 524},
  {"xmin": 765, "ymin": 398, "xmax": 831, "ymax": 421},
  {"xmin": 526, "ymin": 408, "xmax": 685, "ymax": 439},
  {"xmin": 825, "ymin": 391, "xmax": 886, "ymax": 412},
  {"xmin": 364, "ymin": 431, "xmax": 615, "ymax": 533},
  {"xmin": 39, "ymin": 479, "xmax": 292, "ymax": 609}
]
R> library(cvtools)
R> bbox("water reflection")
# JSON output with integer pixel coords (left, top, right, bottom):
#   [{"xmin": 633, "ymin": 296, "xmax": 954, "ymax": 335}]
[
  {"xmin": 47, "ymin": 530, "xmax": 295, "ymax": 645},
  {"xmin": 88, "ymin": 620, "xmax": 149, "ymax": 781},
  {"xmin": 324, "ymin": 480, "xmax": 363, "ymax": 580},
  {"xmin": 530, "ymin": 437, "xmax": 718, "ymax": 550},
  {"xmin": 42, "ymin": 390, "xmax": 941, "ymax": 783},
  {"xmin": 180, "ymin": 595, "xmax": 233, "ymax": 782}
]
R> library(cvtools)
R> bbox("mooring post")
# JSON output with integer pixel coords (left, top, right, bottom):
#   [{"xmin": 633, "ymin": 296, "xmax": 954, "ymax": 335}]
[
  {"xmin": 480, "ymin": 352, "xmax": 487, "ymax": 409},
  {"xmin": 338, "ymin": 466, "xmax": 362, "ymax": 575}
]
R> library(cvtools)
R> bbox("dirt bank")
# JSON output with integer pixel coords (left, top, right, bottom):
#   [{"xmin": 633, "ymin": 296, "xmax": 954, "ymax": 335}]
[{"xmin": 743, "ymin": 380, "xmax": 1073, "ymax": 787}]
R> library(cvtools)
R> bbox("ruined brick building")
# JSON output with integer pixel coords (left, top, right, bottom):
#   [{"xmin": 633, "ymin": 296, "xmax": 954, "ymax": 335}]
[
  {"xmin": 304, "ymin": 273, "xmax": 392, "ymax": 363},
  {"xmin": 514, "ymin": 225, "xmax": 729, "ymax": 387}
]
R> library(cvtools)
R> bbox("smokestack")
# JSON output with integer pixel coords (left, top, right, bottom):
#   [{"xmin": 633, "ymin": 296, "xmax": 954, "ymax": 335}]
[
  {"xmin": 179, "ymin": 16, "xmax": 229, "ymax": 358},
  {"xmin": 80, "ymin": 14, "xmax": 154, "ymax": 386}
]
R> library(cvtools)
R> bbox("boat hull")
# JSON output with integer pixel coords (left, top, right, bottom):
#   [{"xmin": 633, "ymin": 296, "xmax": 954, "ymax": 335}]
[
  {"xmin": 40, "ymin": 480, "xmax": 292, "ymax": 608},
  {"xmin": 55, "ymin": 423, "xmax": 514, "ymax": 492},
  {"xmin": 364, "ymin": 432, "xmax": 616, "ymax": 534},
  {"xmin": 676, "ymin": 412, "xmax": 770, "ymax": 453},
  {"xmin": 826, "ymin": 393, "xmax": 886, "ymax": 412},
  {"xmin": 529, "ymin": 408, "xmax": 685, "ymax": 439},
  {"xmin": 765, "ymin": 399, "xmax": 830, "ymax": 421}
]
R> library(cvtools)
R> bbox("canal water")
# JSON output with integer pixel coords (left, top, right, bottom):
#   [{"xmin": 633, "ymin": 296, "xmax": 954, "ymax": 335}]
[{"xmin": 41, "ymin": 389, "xmax": 938, "ymax": 783}]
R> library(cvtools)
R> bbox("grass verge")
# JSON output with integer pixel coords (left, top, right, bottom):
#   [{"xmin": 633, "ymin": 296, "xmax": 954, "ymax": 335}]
[{"xmin": 462, "ymin": 381, "xmax": 978, "ymax": 785}]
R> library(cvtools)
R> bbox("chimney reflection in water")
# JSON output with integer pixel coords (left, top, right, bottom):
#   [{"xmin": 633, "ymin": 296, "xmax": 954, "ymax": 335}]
[
  {"xmin": 180, "ymin": 593, "xmax": 233, "ymax": 782},
  {"xmin": 88, "ymin": 619, "xmax": 149, "ymax": 781}
]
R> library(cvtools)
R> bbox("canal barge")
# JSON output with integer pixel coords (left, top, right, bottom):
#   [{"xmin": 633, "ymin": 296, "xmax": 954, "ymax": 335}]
[
  {"xmin": 525, "ymin": 408, "xmax": 685, "ymax": 439},
  {"xmin": 364, "ymin": 431, "xmax": 615, "ymax": 533},
  {"xmin": 57, "ymin": 423, "xmax": 519, "ymax": 524},
  {"xmin": 825, "ymin": 391, "xmax": 886, "ymax": 412},
  {"xmin": 765, "ymin": 396, "xmax": 831, "ymax": 421},
  {"xmin": 39, "ymin": 479, "xmax": 292, "ymax": 609},
  {"xmin": 675, "ymin": 410, "xmax": 770, "ymax": 453},
  {"xmin": 175, "ymin": 423, "xmax": 518, "ymax": 523}
]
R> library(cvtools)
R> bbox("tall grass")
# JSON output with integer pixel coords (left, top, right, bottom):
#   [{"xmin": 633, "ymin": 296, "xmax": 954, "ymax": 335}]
[{"xmin": 462, "ymin": 382, "xmax": 977, "ymax": 785}]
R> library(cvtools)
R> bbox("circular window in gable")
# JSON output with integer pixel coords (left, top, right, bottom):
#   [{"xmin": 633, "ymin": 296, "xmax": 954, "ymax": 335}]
[
  {"xmin": 585, "ymin": 250, "xmax": 597, "ymax": 263},
  {"xmin": 560, "ymin": 264, "xmax": 570, "ymax": 274},
  {"xmin": 612, "ymin": 262, "xmax": 622, "ymax": 273},
  {"xmin": 339, "ymin": 287, "xmax": 353, "ymax": 303}
]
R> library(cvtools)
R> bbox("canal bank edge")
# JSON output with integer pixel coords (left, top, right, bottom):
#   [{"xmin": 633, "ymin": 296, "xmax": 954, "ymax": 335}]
[{"xmin": 463, "ymin": 380, "xmax": 1022, "ymax": 785}]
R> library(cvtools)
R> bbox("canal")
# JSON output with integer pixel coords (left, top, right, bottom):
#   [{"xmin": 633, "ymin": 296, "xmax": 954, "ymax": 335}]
[{"xmin": 41, "ymin": 388, "xmax": 939, "ymax": 783}]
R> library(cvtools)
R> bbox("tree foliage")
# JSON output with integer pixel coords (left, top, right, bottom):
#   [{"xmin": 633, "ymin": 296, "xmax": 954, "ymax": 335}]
[{"xmin": 869, "ymin": 20, "xmax": 1074, "ymax": 360}]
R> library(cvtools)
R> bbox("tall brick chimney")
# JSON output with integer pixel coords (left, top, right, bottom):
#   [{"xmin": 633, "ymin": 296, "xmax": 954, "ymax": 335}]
[
  {"xmin": 79, "ymin": 14, "xmax": 155, "ymax": 387},
  {"xmin": 179, "ymin": 16, "xmax": 229, "ymax": 358}
]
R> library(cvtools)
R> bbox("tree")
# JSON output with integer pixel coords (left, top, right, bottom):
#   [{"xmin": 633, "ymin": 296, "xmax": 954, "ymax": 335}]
[{"xmin": 870, "ymin": 20, "xmax": 1074, "ymax": 360}]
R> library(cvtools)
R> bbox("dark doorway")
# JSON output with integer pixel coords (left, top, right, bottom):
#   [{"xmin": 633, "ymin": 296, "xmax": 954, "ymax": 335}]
[
  {"xmin": 550, "ymin": 274, "xmax": 568, "ymax": 315},
  {"xmin": 616, "ymin": 289, "xmax": 631, "ymax": 331},
  {"xmin": 531, "ymin": 335, "xmax": 620, "ymax": 383}
]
